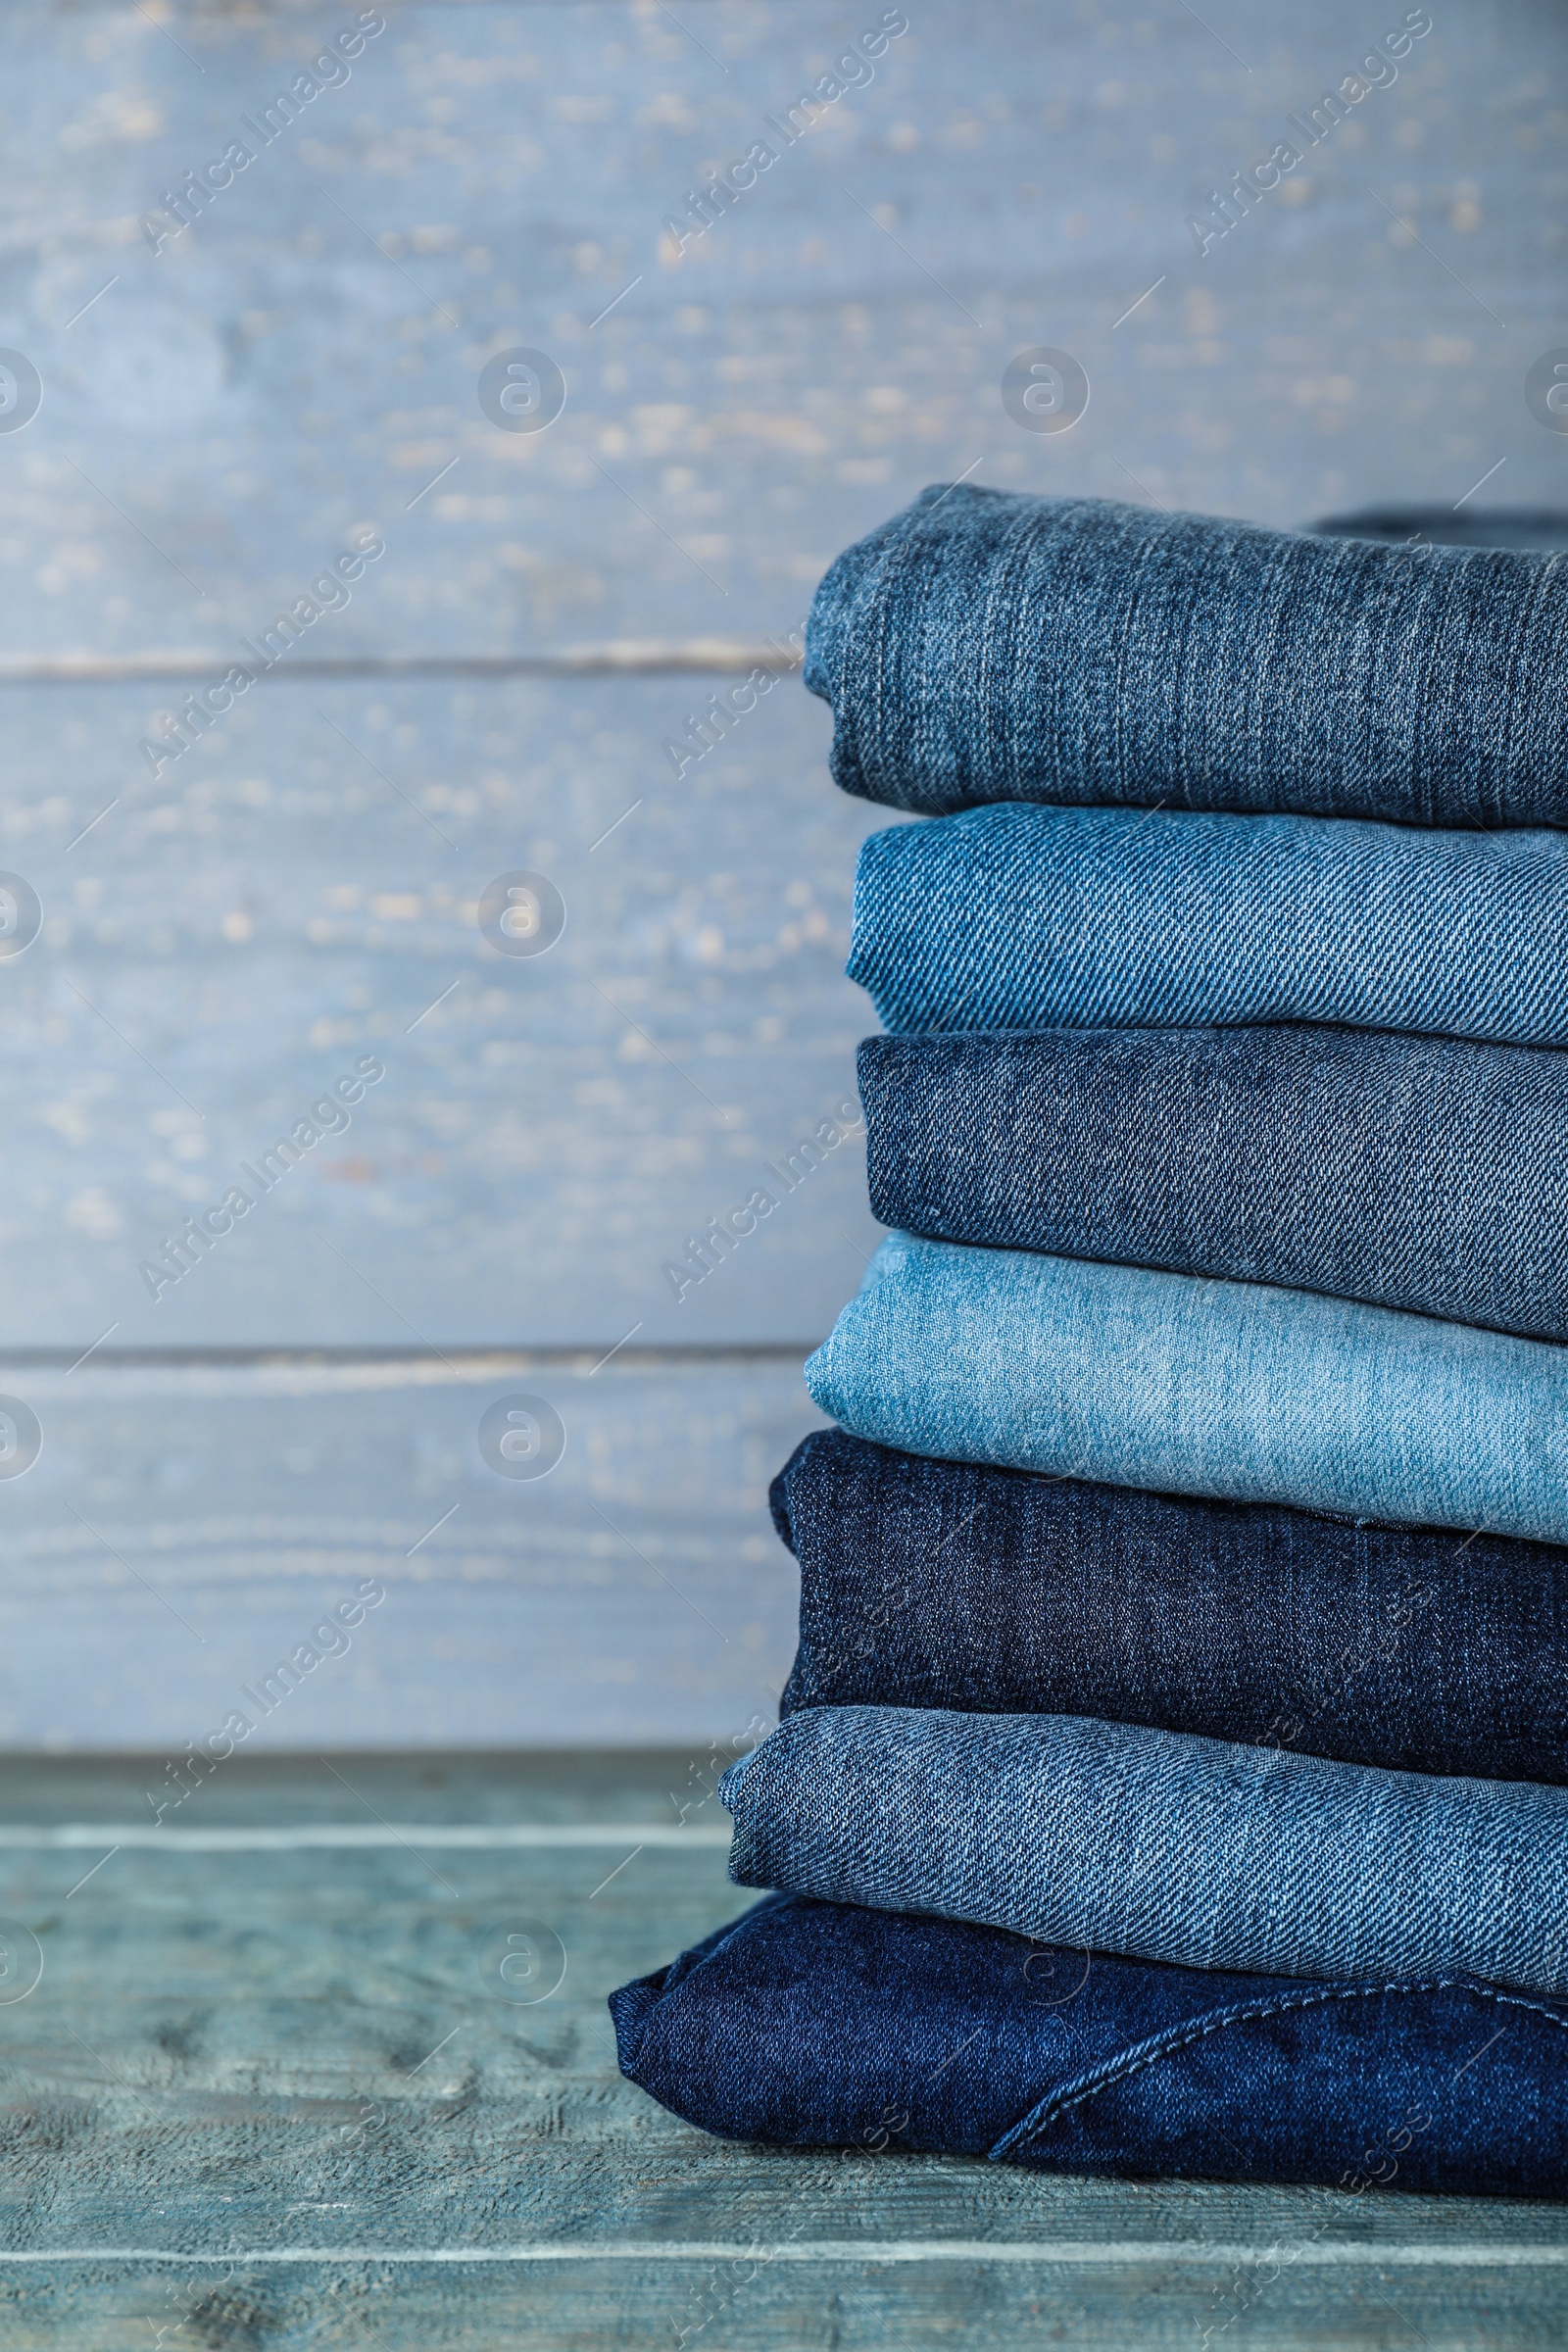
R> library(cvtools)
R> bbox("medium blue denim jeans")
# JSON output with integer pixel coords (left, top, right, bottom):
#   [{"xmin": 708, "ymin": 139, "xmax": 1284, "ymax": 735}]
[
  {"xmin": 721, "ymin": 1706, "xmax": 1568, "ymax": 1995},
  {"xmin": 772, "ymin": 1429, "xmax": 1568, "ymax": 1783},
  {"xmin": 805, "ymin": 1236, "xmax": 1568, "ymax": 1544},
  {"xmin": 805, "ymin": 484, "xmax": 1568, "ymax": 828},
  {"xmin": 1311, "ymin": 504, "xmax": 1568, "ymax": 552},
  {"xmin": 858, "ymin": 1024, "xmax": 1568, "ymax": 1342},
  {"xmin": 849, "ymin": 803, "xmax": 1568, "ymax": 1045},
  {"xmin": 612, "ymin": 1894, "xmax": 1568, "ymax": 2198}
]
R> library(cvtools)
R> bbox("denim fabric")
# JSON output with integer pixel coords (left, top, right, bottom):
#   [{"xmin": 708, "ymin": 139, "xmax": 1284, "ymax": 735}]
[
  {"xmin": 720, "ymin": 1706, "xmax": 1568, "ymax": 1996},
  {"xmin": 771, "ymin": 1429, "xmax": 1568, "ymax": 1784},
  {"xmin": 1309, "ymin": 506, "xmax": 1568, "ymax": 551},
  {"xmin": 849, "ymin": 803, "xmax": 1568, "ymax": 1046},
  {"xmin": 804, "ymin": 484, "xmax": 1568, "ymax": 827},
  {"xmin": 858, "ymin": 1025, "xmax": 1568, "ymax": 1343},
  {"xmin": 805, "ymin": 1236, "xmax": 1568, "ymax": 1544},
  {"xmin": 612, "ymin": 1895, "xmax": 1568, "ymax": 2197}
]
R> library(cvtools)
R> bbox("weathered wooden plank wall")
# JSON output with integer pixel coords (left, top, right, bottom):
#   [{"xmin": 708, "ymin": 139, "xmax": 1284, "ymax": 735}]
[
  {"xmin": 1, "ymin": 0, "xmax": 1564, "ymax": 1744},
  {"xmin": 0, "ymin": 676, "xmax": 881, "ymax": 1348},
  {"xmin": 0, "ymin": 1355, "xmax": 814, "ymax": 1749}
]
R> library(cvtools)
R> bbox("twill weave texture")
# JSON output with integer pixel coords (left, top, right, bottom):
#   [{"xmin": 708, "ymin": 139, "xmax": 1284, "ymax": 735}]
[
  {"xmin": 858, "ymin": 1024, "xmax": 1568, "ymax": 1341},
  {"xmin": 849, "ymin": 803, "xmax": 1568, "ymax": 1045},
  {"xmin": 721, "ymin": 1706, "xmax": 1568, "ymax": 1994},
  {"xmin": 612, "ymin": 1895, "xmax": 1568, "ymax": 2196},
  {"xmin": 804, "ymin": 1235, "xmax": 1568, "ymax": 1543},
  {"xmin": 772, "ymin": 1428, "xmax": 1568, "ymax": 1782},
  {"xmin": 806, "ymin": 484, "xmax": 1568, "ymax": 828}
]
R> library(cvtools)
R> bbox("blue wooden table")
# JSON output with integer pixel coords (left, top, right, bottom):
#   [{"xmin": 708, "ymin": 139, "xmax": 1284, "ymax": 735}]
[{"xmin": 0, "ymin": 1751, "xmax": 1562, "ymax": 2349}]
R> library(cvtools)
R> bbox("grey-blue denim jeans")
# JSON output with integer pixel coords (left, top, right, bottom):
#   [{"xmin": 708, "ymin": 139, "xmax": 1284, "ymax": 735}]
[
  {"xmin": 806, "ymin": 484, "xmax": 1568, "ymax": 828},
  {"xmin": 723, "ymin": 1705, "xmax": 1568, "ymax": 1995}
]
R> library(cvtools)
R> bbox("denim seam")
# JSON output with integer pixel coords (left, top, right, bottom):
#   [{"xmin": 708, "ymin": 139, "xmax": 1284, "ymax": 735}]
[{"xmin": 991, "ymin": 1977, "xmax": 1568, "ymax": 2160}]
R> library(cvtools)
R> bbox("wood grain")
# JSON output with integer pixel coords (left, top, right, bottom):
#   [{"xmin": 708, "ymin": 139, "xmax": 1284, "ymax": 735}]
[
  {"xmin": 0, "ymin": 1355, "xmax": 823, "ymax": 1748},
  {"xmin": 1, "ymin": 0, "xmax": 1565, "ymax": 1737},
  {"xmin": 1, "ymin": 13, "xmax": 1562, "ymax": 2321},
  {"xmin": 0, "ymin": 672, "xmax": 886, "ymax": 1349},
  {"xmin": 1, "ymin": 1, "xmax": 1562, "ymax": 662}
]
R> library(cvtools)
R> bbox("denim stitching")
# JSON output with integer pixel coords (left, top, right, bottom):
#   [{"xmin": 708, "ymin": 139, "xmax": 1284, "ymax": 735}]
[{"xmin": 992, "ymin": 1977, "xmax": 1568, "ymax": 2160}]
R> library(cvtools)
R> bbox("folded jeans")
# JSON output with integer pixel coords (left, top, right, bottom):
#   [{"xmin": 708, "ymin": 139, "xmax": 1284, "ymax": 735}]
[
  {"xmin": 848, "ymin": 802, "xmax": 1568, "ymax": 1046},
  {"xmin": 612, "ymin": 1893, "xmax": 1568, "ymax": 2198},
  {"xmin": 804, "ymin": 1235, "xmax": 1568, "ymax": 1544},
  {"xmin": 805, "ymin": 484, "xmax": 1568, "ymax": 829},
  {"xmin": 721, "ymin": 1705, "xmax": 1568, "ymax": 1996},
  {"xmin": 858, "ymin": 1024, "xmax": 1568, "ymax": 1343},
  {"xmin": 771, "ymin": 1428, "xmax": 1568, "ymax": 1783}
]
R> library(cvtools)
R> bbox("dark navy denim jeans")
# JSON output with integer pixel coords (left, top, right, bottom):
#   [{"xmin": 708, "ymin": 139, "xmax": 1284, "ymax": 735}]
[
  {"xmin": 772, "ymin": 1430, "xmax": 1568, "ymax": 1783},
  {"xmin": 858, "ymin": 1025, "xmax": 1568, "ymax": 1343},
  {"xmin": 1310, "ymin": 504, "xmax": 1568, "ymax": 551},
  {"xmin": 612, "ymin": 1895, "xmax": 1568, "ymax": 2198},
  {"xmin": 805, "ymin": 485, "xmax": 1568, "ymax": 828}
]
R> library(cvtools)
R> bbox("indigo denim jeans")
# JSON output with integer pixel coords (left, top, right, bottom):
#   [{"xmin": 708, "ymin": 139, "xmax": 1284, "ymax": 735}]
[
  {"xmin": 772, "ymin": 1429, "xmax": 1568, "ymax": 1783},
  {"xmin": 805, "ymin": 484, "xmax": 1568, "ymax": 828},
  {"xmin": 849, "ymin": 803, "xmax": 1568, "ymax": 1046},
  {"xmin": 612, "ymin": 1894, "xmax": 1568, "ymax": 2197},
  {"xmin": 858, "ymin": 1025, "xmax": 1568, "ymax": 1342},
  {"xmin": 721, "ymin": 1706, "xmax": 1568, "ymax": 1996},
  {"xmin": 805, "ymin": 1236, "xmax": 1568, "ymax": 1544}
]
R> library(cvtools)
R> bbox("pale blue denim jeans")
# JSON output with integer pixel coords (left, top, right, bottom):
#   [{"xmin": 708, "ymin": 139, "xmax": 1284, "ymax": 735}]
[{"xmin": 806, "ymin": 1236, "xmax": 1568, "ymax": 1544}]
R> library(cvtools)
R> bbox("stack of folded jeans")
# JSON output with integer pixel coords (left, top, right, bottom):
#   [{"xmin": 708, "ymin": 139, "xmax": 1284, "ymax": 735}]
[{"xmin": 612, "ymin": 488, "xmax": 1568, "ymax": 2198}]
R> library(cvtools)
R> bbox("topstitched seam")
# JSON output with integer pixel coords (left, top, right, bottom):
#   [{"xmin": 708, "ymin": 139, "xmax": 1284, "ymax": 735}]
[{"xmin": 994, "ymin": 1975, "xmax": 1568, "ymax": 2158}]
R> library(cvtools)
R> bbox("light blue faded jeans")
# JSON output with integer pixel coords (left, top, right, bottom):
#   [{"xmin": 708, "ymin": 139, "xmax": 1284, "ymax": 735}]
[
  {"xmin": 722, "ymin": 1705, "xmax": 1568, "ymax": 1995},
  {"xmin": 805, "ymin": 1236, "xmax": 1568, "ymax": 1544}
]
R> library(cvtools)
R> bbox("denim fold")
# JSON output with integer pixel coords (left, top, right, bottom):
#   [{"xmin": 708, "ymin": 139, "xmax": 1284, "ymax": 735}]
[
  {"xmin": 611, "ymin": 1894, "xmax": 1568, "ymax": 2197},
  {"xmin": 858, "ymin": 1025, "xmax": 1568, "ymax": 1342},
  {"xmin": 849, "ymin": 802, "xmax": 1568, "ymax": 1046},
  {"xmin": 805, "ymin": 484, "xmax": 1568, "ymax": 828},
  {"xmin": 720, "ymin": 1706, "xmax": 1568, "ymax": 1996},
  {"xmin": 804, "ymin": 1235, "xmax": 1568, "ymax": 1544},
  {"xmin": 1309, "ymin": 505, "xmax": 1568, "ymax": 552},
  {"xmin": 772, "ymin": 1429, "xmax": 1568, "ymax": 1784}
]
